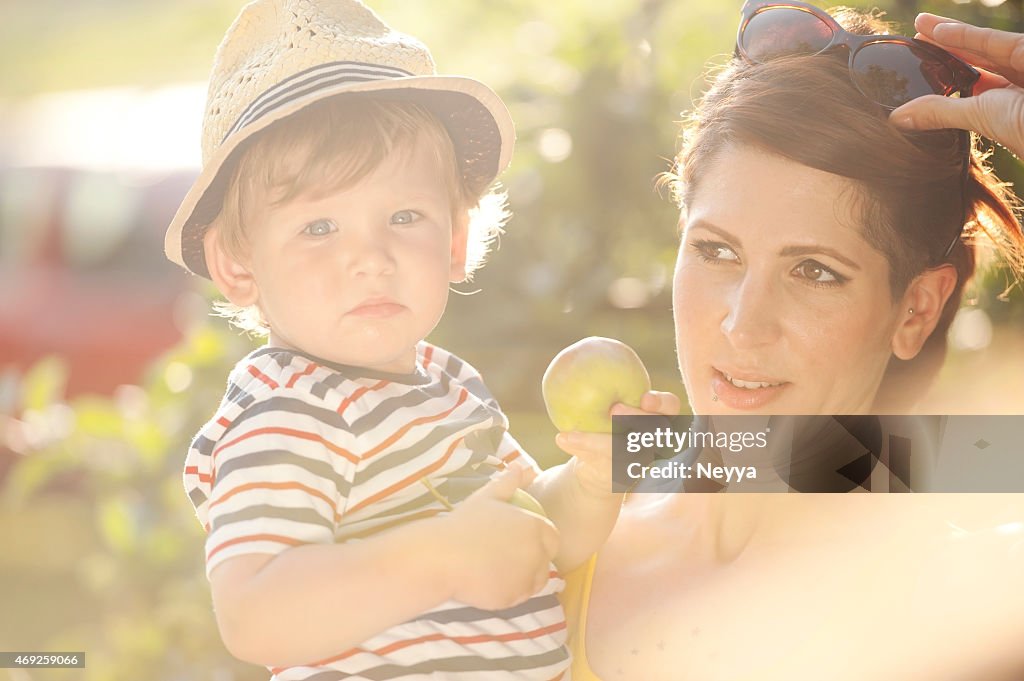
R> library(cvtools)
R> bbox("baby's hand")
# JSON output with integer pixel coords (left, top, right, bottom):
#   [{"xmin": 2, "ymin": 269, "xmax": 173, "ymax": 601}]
[
  {"xmin": 554, "ymin": 430, "xmax": 614, "ymax": 496},
  {"xmin": 439, "ymin": 466, "xmax": 559, "ymax": 611},
  {"xmin": 555, "ymin": 390, "xmax": 681, "ymax": 496}
]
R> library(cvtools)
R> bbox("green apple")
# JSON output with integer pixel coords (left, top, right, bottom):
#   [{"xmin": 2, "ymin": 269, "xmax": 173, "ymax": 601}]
[
  {"xmin": 542, "ymin": 336, "xmax": 651, "ymax": 433},
  {"xmin": 509, "ymin": 488, "xmax": 547, "ymax": 517},
  {"xmin": 421, "ymin": 476, "xmax": 547, "ymax": 518}
]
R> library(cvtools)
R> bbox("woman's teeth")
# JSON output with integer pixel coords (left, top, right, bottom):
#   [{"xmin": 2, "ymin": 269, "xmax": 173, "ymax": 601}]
[{"xmin": 723, "ymin": 371, "xmax": 783, "ymax": 389}]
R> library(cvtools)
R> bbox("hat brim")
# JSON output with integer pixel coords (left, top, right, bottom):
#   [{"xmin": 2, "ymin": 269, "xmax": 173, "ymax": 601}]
[{"xmin": 165, "ymin": 75, "xmax": 514, "ymax": 278}]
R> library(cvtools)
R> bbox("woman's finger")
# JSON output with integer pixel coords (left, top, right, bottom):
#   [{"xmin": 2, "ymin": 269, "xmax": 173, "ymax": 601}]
[
  {"xmin": 915, "ymin": 12, "xmax": 961, "ymax": 38},
  {"xmin": 974, "ymin": 67, "xmax": 1014, "ymax": 94},
  {"xmin": 890, "ymin": 90, "xmax": 1024, "ymax": 159},
  {"xmin": 891, "ymin": 93, "xmax": 986, "ymax": 133},
  {"xmin": 917, "ymin": 15, "xmax": 1024, "ymax": 78},
  {"xmin": 914, "ymin": 31, "xmax": 1005, "ymax": 75}
]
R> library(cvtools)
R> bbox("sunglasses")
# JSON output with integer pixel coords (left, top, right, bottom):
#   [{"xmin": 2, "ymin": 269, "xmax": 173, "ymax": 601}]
[
  {"xmin": 735, "ymin": 0, "xmax": 973, "ymax": 260},
  {"xmin": 735, "ymin": 0, "xmax": 980, "ymax": 110}
]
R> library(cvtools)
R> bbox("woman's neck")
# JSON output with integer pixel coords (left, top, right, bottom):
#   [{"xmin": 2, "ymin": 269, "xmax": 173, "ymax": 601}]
[
  {"xmin": 705, "ymin": 493, "xmax": 772, "ymax": 562},
  {"xmin": 625, "ymin": 492, "xmax": 884, "ymax": 564}
]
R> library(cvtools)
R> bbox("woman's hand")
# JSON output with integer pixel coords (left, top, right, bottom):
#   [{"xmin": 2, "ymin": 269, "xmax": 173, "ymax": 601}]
[{"xmin": 890, "ymin": 13, "xmax": 1024, "ymax": 159}]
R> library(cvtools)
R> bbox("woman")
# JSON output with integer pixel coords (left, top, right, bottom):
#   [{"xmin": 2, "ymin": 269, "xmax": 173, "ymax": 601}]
[{"xmin": 556, "ymin": 5, "xmax": 1024, "ymax": 680}]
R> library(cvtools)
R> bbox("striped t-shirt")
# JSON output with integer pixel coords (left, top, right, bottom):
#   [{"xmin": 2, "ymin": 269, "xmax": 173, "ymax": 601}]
[{"xmin": 184, "ymin": 342, "xmax": 569, "ymax": 680}]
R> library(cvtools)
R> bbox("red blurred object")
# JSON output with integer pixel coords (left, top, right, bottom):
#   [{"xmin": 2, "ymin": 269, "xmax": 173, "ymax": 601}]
[{"xmin": 0, "ymin": 166, "xmax": 196, "ymax": 397}]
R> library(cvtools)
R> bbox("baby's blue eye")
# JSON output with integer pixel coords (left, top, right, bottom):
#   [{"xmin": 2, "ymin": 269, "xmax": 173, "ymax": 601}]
[
  {"xmin": 302, "ymin": 219, "xmax": 336, "ymax": 237},
  {"xmin": 391, "ymin": 210, "xmax": 421, "ymax": 225}
]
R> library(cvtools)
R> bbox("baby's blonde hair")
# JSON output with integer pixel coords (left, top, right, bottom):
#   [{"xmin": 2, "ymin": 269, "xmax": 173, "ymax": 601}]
[{"xmin": 209, "ymin": 95, "xmax": 509, "ymax": 335}]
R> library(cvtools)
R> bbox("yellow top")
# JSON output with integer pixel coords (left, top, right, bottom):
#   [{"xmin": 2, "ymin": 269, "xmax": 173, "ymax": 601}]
[{"xmin": 559, "ymin": 554, "xmax": 604, "ymax": 681}]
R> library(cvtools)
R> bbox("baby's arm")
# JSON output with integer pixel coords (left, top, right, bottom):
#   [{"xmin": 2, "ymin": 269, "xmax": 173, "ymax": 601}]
[
  {"xmin": 529, "ymin": 391, "xmax": 681, "ymax": 572},
  {"xmin": 528, "ymin": 456, "xmax": 621, "ymax": 573},
  {"xmin": 210, "ymin": 466, "xmax": 558, "ymax": 668}
]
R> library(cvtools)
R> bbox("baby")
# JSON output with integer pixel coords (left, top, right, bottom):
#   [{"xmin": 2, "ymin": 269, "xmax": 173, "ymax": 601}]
[{"xmin": 165, "ymin": 1, "xmax": 621, "ymax": 678}]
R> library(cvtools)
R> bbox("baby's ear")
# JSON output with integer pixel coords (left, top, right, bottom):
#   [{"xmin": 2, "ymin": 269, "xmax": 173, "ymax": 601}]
[
  {"xmin": 449, "ymin": 210, "xmax": 470, "ymax": 283},
  {"xmin": 204, "ymin": 226, "xmax": 259, "ymax": 307}
]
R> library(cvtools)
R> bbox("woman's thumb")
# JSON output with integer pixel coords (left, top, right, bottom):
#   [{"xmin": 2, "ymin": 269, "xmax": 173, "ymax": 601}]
[{"xmin": 890, "ymin": 95, "xmax": 988, "ymax": 136}]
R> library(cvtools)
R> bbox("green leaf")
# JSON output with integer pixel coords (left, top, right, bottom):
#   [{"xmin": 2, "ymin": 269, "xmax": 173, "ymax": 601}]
[
  {"xmin": 97, "ymin": 496, "xmax": 138, "ymax": 554},
  {"xmin": 21, "ymin": 356, "xmax": 69, "ymax": 412}
]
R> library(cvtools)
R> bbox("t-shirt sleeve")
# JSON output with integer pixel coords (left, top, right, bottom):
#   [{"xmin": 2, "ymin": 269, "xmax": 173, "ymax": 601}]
[
  {"xmin": 444, "ymin": 349, "xmax": 545, "ymax": 476},
  {"xmin": 203, "ymin": 391, "xmax": 356, "ymax": 579},
  {"xmin": 495, "ymin": 429, "xmax": 543, "ymax": 476}
]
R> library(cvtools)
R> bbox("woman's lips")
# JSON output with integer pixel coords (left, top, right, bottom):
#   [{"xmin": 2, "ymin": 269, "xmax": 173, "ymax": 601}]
[
  {"xmin": 347, "ymin": 300, "xmax": 405, "ymax": 318},
  {"xmin": 710, "ymin": 368, "xmax": 789, "ymax": 410}
]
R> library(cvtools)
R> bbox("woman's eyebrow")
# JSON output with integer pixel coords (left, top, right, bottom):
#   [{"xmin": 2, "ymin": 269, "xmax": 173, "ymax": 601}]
[
  {"xmin": 687, "ymin": 220, "xmax": 741, "ymax": 245},
  {"xmin": 778, "ymin": 245, "xmax": 861, "ymax": 271},
  {"xmin": 690, "ymin": 220, "xmax": 862, "ymax": 271}
]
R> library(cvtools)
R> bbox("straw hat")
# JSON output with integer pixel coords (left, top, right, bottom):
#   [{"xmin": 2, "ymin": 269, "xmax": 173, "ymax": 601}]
[{"xmin": 165, "ymin": 0, "xmax": 515, "ymax": 278}]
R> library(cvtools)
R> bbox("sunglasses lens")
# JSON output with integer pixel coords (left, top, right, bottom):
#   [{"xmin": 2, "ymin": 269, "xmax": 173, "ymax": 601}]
[
  {"xmin": 742, "ymin": 7, "xmax": 834, "ymax": 62},
  {"xmin": 851, "ymin": 42, "xmax": 955, "ymax": 108}
]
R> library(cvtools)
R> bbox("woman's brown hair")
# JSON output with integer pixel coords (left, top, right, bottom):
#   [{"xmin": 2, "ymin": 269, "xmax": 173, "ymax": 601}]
[{"xmin": 664, "ymin": 8, "xmax": 1024, "ymax": 412}]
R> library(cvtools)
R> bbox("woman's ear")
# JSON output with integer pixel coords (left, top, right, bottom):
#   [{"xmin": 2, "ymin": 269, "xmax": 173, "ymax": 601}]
[
  {"xmin": 891, "ymin": 264, "xmax": 958, "ymax": 360},
  {"xmin": 449, "ymin": 210, "xmax": 470, "ymax": 283},
  {"xmin": 204, "ymin": 226, "xmax": 259, "ymax": 307}
]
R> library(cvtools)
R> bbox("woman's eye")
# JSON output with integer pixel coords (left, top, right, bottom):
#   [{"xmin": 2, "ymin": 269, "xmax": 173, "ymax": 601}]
[
  {"xmin": 794, "ymin": 259, "xmax": 844, "ymax": 285},
  {"xmin": 390, "ymin": 210, "xmax": 421, "ymax": 225},
  {"xmin": 302, "ymin": 219, "xmax": 336, "ymax": 237},
  {"xmin": 691, "ymin": 239, "xmax": 739, "ymax": 262}
]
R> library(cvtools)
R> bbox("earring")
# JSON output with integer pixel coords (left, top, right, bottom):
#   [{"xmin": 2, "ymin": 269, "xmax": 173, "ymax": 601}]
[{"xmin": 908, "ymin": 308, "xmax": 914, "ymax": 316}]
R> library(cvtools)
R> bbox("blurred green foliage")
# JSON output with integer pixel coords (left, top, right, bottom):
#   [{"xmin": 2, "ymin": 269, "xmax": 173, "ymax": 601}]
[
  {"xmin": 2, "ymin": 1, "xmax": 1024, "ymax": 679},
  {"xmin": 1, "ymin": 324, "xmax": 264, "ymax": 680}
]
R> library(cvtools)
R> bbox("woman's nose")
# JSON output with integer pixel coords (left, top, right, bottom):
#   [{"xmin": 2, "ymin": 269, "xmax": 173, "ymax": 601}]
[{"xmin": 720, "ymin": 274, "xmax": 783, "ymax": 349}]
